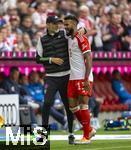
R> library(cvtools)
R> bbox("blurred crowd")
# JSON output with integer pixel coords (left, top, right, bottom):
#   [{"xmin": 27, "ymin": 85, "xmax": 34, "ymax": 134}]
[{"xmin": 0, "ymin": 0, "xmax": 131, "ymax": 52}]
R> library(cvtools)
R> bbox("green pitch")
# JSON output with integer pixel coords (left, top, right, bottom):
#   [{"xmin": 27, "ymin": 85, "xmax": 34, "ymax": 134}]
[
  {"xmin": 50, "ymin": 129, "xmax": 131, "ymax": 150},
  {"xmin": 51, "ymin": 140, "xmax": 131, "ymax": 150},
  {"xmin": 51, "ymin": 128, "xmax": 131, "ymax": 135}
]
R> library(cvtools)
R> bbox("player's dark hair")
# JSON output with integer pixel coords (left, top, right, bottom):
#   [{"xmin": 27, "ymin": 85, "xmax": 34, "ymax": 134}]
[{"xmin": 64, "ymin": 15, "xmax": 79, "ymax": 24}]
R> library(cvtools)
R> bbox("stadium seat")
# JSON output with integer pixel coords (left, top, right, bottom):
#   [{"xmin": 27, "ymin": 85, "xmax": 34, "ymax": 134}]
[{"xmin": 94, "ymin": 71, "xmax": 130, "ymax": 112}]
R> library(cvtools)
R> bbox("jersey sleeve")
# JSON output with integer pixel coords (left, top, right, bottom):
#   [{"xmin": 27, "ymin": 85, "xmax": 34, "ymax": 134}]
[{"xmin": 76, "ymin": 34, "xmax": 91, "ymax": 54}]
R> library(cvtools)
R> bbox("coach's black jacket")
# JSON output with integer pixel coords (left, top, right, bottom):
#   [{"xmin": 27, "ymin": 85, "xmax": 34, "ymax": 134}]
[{"xmin": 36, "ymin": 30, "xmax": 70, "ymax": 74}]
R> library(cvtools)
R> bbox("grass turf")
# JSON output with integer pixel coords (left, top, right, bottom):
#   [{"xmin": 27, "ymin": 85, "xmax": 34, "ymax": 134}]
[
  {"xmin": 50, "ymin": 128, "xmax": 131, "ymax": 135},
  {"xmin": 51, "ymin": 140, "xmax": 131, "ymax": 150},
  {"xmin": 50, "ymin": 129, "xmax": 131, "ymax": 150}
]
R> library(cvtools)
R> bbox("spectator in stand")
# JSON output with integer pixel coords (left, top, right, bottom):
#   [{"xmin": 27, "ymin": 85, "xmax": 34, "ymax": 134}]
[
  {"xmin": 22, "ymin": 33, "xmax": 35, "ymax": 51},
  {"xmin": 4, "ymin": 5, "xmax": 18, "ymax": 23},
  {"xmin": 121, "ymin": 11, "xmax": 131, "ymax": 51},
  {"xmin": 9, "ymin": 15, "xmax": 22, "ymax": 34},
  {"xmin": 0, "ymin": 22, "xmax": 17, "ymax": 51},
  {"xmin": 47, "ymin": 0, "xmax": 57, "ymax": 16},
  {"xmin": 100, "ymin": 14, "xmax": 110, "ymax": 44},
  {"xmin": 28, "ymin": 4, "xmax": 36, "ymax": 17},
  {"xmin": 32, "ymin": 31, "xmax": 43, "ymax": 47},
  {"xmin": 32, "ymin": 2, "xmax": 48, "ymax": 31},
  {"xmin": 0, "ymin": 0, "xmax": 8, "ymax": 14},
  {"xmin": 17, "ymin": 2, "xmax": 29, "ymax": 21},
  {"xmin": 90, "ymin": 5, "xmax": 103, "ymax": 51},
  {"xmin": 15, "ymin": 32, "xmax": 23, "ymax": 51},
  {"xmin": 57, "ymin": 0, "xmax": 79, "ymax": 16},
  {"xmin": 78, "ymin": 5, "xmax": 97, "ymax": 44},
  {"xmin": 19, "ymin": 73, "xmax": 34, "ymax": 104},
  {"xmin": 0, "ymin": 18, "xmax": 17, "ymax": 51},
  {"xmin": 67, "ymin": 1, "xmax": 79, "ymax": 16},
  {"xmin": 102, "ymin": 13, "xmax": 124, "ymax": 51},
  {"xmin": 19, "ymin": 73, "xmax": 29, "ymax": 89},
  {"xmin": 57, "ymin": 0, "xmax": 69, "ymax": 16},
  {"xmin": 20, "ymin": 15, "xmax": 34, "ymax": 39},
  {"xmin": 6, "ymin": 24, "xmax": 17, "ymax": 50},
  {"xmin": 27, "ymin": 71, "xmax": 44, "ymax": 108},
  {"xmin": 0, "ymin": 26, "xmax": 7, "ymax": 40},
  {"xmin": 112, "ymin": 70, "xmax": 131, "ymax": 105},
  {"xmin": 0, "ymin": 31, "xmax": 11, "ymax": 52}
]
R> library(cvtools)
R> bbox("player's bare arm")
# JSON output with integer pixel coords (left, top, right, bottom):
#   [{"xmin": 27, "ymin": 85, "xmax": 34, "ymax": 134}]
[{"xmin": 83, "ymin": 51, "xmax": 92, "ymax": 91}]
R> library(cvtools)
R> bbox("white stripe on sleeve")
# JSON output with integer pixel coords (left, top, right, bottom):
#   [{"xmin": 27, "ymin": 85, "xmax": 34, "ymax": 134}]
[{"xmin": 83, "ymin": 50, "xmax": 91, "ymax": 54}]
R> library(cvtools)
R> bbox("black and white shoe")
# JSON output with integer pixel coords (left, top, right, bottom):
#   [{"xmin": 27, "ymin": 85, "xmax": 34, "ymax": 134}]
[{"xmin": 68, "ymin": 135, "xmax": 75, "ymax": 144}]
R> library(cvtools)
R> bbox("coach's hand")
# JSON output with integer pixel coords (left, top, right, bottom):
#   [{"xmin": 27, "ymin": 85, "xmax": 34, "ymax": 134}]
[{"xmin": 51, "ymin": 58, "xmax": 64, "ymax": 65}]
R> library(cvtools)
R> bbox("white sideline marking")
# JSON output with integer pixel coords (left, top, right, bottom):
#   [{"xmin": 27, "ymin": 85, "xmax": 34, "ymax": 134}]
[{"xmin": 50, "ymin": 135, "xmax": 131, "ymax": 140}]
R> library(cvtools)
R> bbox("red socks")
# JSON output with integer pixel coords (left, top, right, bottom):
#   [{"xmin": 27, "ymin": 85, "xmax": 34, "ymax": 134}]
[
  {"xmin": 80, "ymin": 109, "xmax": 91, "ymax": 139},
  {"xmin": 74, "ymin": 109, "xmax": 91, "ymax": 139}
]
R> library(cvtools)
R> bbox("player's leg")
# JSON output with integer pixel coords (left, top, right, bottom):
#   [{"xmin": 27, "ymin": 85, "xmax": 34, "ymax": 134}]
[
  {"xmin": 79, "ymin": 95, "xmax": 92, "ymax": 140},
  {"xmin": 67, "ymin": 80, "xmax": 80, "ymax": 122},
  {"xmin": 74, "ymin": 80, "xmax": 95, "ymax": 144},
  {"xmin": 69, "ymin": 98, "xmax": 80, "ymax": 120},
  {"xmin": 67, "ymin": 80, "xmax": 85, "ymax": 128},
  {"xmin": 73, "ymin": 95, "xmax": 93, "ymax": 144}
]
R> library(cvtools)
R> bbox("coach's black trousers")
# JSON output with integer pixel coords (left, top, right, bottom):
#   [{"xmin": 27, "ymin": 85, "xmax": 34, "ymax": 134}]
[{"xmin": 42, "ymin": 75, "xmax": 74, "ymax": 133}]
